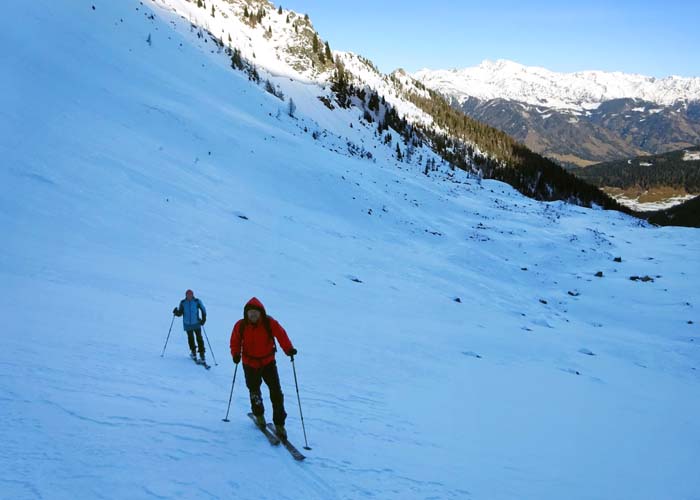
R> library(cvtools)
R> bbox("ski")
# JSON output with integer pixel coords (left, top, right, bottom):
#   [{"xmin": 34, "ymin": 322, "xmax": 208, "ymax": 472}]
[
  {"xmin": 267, "ymin": 423, "xmax": 306, "ymax": 461},
  {"xmin": 191, "ymin": 356, "xmax": 211, "ymax": 370},
  {"xmin": 248, "ymin": 413, "xmax": 280, "ymax": 445}
]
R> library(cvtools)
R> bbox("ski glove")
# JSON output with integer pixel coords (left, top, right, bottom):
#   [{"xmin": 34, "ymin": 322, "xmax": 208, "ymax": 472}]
[
  {"xmin": 172, "ymin": 307, "xmax": 178, "ymax": 315},
  {"xmin": 200, "ymin": 315, "xmax": 206, "ymax": 325},
  {"xmin": 233, "ymin": 353, "xmax": 241, "ymax": 364},
  {"xmin": 286, "ymin": 348, "xmax": 298, "ymax": 357}
]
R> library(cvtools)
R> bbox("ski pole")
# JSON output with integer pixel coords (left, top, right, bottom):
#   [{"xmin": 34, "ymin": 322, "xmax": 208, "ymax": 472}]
[
  {"xmin": 202, "ymin": 326, "xmax": 218, "ymax": 366},
  {"xmin": 222, "ymin": 363, "xmax": 238, "ymax": 422},
  {"xmin": 160, "ymin": 315, "xmax": 175, "ymax": 357},
  {"xmin": 290, "ymin": 356, "xmax": 311, "ymax": 450}
]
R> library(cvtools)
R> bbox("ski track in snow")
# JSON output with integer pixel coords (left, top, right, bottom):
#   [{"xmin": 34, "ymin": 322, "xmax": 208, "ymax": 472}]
[{"xmin": 1, "ymin": 1, "xmax": 699, "ymax": 500}]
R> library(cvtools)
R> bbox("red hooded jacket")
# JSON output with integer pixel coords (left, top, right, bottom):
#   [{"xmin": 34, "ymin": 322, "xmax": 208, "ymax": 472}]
[{"xmin": 230, "ymin": 297, "xmax": 294, "ymax": 368}]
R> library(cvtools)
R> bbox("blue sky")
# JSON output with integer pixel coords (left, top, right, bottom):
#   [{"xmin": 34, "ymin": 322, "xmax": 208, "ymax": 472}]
[{"xmin": 282, "ymin": 0, "xmax": 700, "ymax": 77}]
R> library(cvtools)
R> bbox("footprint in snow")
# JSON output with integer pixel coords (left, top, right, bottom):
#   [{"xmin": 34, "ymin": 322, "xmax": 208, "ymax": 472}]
[
  {"xmin": 462, "ymin": 351, "xmax": 482, "ymax": 359},
  {"xmin": 561, "ymin": 368, "xmax": 581, "ymax": 376},
  {"xmin": 532, "ymin": 318, "xmax": 554, "ymax": 328}
]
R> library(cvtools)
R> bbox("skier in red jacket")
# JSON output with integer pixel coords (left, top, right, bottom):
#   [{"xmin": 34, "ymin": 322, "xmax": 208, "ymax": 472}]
[{"xmin": 230, "ymin": 297, "xmax": 297, "ymax": 439}]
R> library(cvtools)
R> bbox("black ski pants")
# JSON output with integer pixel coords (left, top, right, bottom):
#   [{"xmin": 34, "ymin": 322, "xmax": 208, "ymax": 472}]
[
  {"xmin": 244, "ymin": 360, "xmax": 287, "ymax": 425},
  {"xmin": 186, "ymin": 328, "xmax": 205, "ymax": 354}
]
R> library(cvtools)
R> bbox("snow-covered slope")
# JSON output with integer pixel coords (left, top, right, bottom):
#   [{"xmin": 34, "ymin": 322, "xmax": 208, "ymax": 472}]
[
  {"xmin": 154, "ymin": 0, "xmax": 328, "ymax": 81},
  {"xmin": 165, "ymin": 0, "xmax": 451, "ymax": 132},
  {"xmin": 414, "ymin": 59, "xmax": 700, "ymax": 111},
  {"xmin": 2, "ymin": 2, "xmax": 700, "ymax": 500}
]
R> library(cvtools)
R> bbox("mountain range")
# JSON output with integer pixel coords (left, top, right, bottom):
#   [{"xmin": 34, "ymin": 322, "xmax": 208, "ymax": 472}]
[
  {"xmin": 145, "ymin": 0, "xmax": 627, "ymax": 212},
  {"xmin": 414, "ymin": 60, "xmax": 700, "ymax": 169}
]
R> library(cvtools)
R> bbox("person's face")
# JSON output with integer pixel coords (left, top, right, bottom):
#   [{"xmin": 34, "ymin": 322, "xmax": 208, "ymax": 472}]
[
  {"xmin": 247, "ymin": 309, "xmax": 261, "ymax": 323},
  {"xmin": 186, "ymin": 291, "xmax": 194, "ymax": 300}
]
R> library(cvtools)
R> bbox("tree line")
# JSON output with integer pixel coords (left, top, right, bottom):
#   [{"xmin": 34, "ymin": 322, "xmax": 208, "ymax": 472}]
[{"xmin": 574, "ymin": 149, "xmax": 700, "ymax": 193}]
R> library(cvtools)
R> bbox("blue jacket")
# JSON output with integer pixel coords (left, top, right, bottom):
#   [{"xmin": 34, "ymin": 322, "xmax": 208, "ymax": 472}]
[{"xmin": 176, "ymin": 298, "xmax": 206, "ymax": 330}]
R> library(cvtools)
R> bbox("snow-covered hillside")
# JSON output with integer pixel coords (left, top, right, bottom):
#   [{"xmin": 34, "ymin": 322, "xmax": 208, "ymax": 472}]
[
  {"xmin": 152, "ymin": 0, "xmax": 328, "ymax": 81},
  {"xmin": 414, "ymin": 59, "xmax": 700, "ymax": 111},
  {"xmin": 154, "ymin": 0, "xmax": 436, "ymax": 129},
  {"xmin": 2, "ymin": 2, "xmax": 700, "ymax": 500}
]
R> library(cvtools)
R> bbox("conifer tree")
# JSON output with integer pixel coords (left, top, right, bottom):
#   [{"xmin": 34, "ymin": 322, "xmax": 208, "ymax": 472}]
[
  {"xmin": 324, "ymin": 41, "xmax": 332, "ymax": 61},
  {"xmin": 197, "ymin": 0, "xmax": 202, "ymax": 7},
  {"xmin": 248, "ymin": 64, "xmax": 260, "ymax": 82},
  {"xmin": 312, "ymin": 33, "xmax": 319, "ymax": 53},
  {"xmin": 368, "ymin": 92, "xmax": 379, "ymax": 112},
  {"xmin": 231, "ymin": 48, "xmax": 243, "ymax": 70},
  {"xmin": 330, "ymin": 57, "xmax": 350, "ymax": 107},
  {"xmin": 278, "ymin": 6, "xmax": 282, "ymax": 14},
  {"xmin": 211, "ymin": 4, "xmax": 215, "ymax": 17}
]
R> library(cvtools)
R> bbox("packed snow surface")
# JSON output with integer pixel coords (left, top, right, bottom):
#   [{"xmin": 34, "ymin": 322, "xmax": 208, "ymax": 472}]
[{"xmin": 2, "ymin": 2, "xmax": 700, "ymax": 499}]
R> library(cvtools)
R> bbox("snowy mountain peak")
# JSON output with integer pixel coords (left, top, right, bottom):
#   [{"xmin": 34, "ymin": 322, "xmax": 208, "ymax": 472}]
[
  {"xmin": 477, "ymin": 59, "xmax": 532, "ymax": 72},
  {"xmin": 414, "ymin": 59, "xmax": 700, "ymax": 110}
]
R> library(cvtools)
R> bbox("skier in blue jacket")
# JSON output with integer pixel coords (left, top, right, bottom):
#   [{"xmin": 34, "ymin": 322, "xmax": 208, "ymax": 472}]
[{"xmin": 173, "ymin": 289, "xmax": 207, "ymax": 362}]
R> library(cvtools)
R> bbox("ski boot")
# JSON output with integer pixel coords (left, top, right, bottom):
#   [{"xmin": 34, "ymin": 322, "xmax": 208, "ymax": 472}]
[
  {"xmin": 274, "ymin": 424, "xmax": 287, "ymax": 440},
  {"xmin": 255, "ymin": 414, "xmax": 266, "ymax": 428}
]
